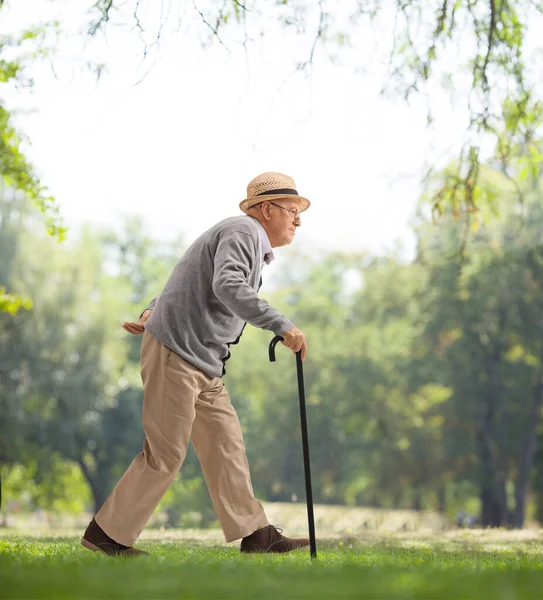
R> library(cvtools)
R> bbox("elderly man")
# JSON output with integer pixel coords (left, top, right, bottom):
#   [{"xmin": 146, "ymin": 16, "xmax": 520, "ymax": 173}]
[{"xmin": 81, "ymin": 172, "xmax": 310, "ymax": 557}]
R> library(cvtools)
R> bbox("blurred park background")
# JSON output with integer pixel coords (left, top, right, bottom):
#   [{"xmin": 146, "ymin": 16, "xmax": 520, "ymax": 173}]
[{"xmin": 1, "ymin": 0, "xmax": 543, "ymax": 537}]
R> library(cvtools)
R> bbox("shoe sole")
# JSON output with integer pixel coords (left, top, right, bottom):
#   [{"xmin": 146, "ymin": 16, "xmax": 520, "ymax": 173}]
[
  {"xmin": 81, "ymin": 537, "xmax": 147, "ymax": 557},
  {"xmin": 241, "ymin": 545, "xmax": 309, "ymax": 554},
  {"xmin": 81, "ymin": 537, "xmax": 106, "ymax": 555}
]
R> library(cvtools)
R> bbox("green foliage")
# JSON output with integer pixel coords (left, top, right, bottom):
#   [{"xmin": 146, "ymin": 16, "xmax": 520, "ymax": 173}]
[
  {"xmin": 0, "ymin": 286, "xmax": 32, "ymax": 315},
  {"xmin": 158, "ymin": 471, "xmax": 217, "ymax": 528},
  {"xmin": 76, "ymin": 0, "xmax": 543, "ymax": 221},
  {"xmin": 0, "ymin": 18, "xmax": 66, "ymax": 316},
  {"xmin": 0, "ymin": 23, "xmax": 66, "ymax": 242},
  {"xmin": 0, "ymin": 106, "xmax": 65, "ymax": 241},
  {"xmin": 0, "ymin": 187, "xmax": 186, "ymax": 516},
  {"xmin": 2, "ymin": 456, "xmax": 91, "ymax": 516}
]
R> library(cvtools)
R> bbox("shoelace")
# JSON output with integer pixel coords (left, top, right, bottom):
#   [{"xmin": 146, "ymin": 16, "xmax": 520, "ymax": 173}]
[{"xmin": 266, "ymin": 526, "xmax": 289, "ymax": 551}]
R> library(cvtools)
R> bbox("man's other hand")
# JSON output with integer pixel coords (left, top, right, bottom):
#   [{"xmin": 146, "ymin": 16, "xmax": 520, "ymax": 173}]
[
  {"xmin": 281, "ymin": 327, "xmax": 307, "ymax": 362},
  {"xmin": 122, "ymin": 309, "xmax": 152, "ymax": 335}
]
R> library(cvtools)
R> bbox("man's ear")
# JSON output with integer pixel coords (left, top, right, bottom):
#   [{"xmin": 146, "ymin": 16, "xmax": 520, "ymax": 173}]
[{"xmin": 262, "ymin": 201, "xmax": 272, "ymax": 220}]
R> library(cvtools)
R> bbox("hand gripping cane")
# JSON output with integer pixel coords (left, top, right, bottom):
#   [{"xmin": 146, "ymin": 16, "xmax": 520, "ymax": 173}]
[{"xmin": 269, "ymin": 335, "xmax": 317, "ymax": 559}]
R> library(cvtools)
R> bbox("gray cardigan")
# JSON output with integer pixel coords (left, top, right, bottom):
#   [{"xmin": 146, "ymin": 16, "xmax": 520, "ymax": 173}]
[{"xmin": 142, "ymin": 215, "xmax": 295, "ymax": 378}]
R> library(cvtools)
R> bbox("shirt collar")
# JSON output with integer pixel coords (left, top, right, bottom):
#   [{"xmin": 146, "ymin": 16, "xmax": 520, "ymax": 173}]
[{"xmin": 249, "ymin": 217, "xmax": 275, "ymax": 265}]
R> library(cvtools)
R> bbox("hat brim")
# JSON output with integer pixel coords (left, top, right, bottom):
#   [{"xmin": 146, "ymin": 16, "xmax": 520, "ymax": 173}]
[{"xmin": 240, "ymin": 194, "xmax": 311, "ymax": 214}]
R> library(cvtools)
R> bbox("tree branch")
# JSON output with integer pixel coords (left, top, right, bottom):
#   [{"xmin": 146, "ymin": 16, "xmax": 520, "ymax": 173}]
[
  {"xmin": 308, "ymin": 0, "xmax": 326, "ymax": 65},
  {"xmin": 134, "ymin": 0, "xmax": 144, "ymax": 35},
  {"xmin": 192, "ymin": 0, "xmax": 229, "ymax": 50},
  {"xmin": 298, "ymin": 0, "xmax": 326, "ymax": 72},
  {"xmin": 232, "ymin": 0, "xmax": 249, "ymax": 11},
  {"xmin": 481, "ymin": 0, "xmax": 497, "ymax": 95},
  {"xmin": 88, "ymin": 0, "xmax": 114, "ymax": 36}
]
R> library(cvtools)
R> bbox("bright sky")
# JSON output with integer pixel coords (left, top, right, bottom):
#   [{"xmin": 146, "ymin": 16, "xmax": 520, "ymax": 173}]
[{"xmin": 2, "ymin": 0, "xmax": 475, "ymax": 273}]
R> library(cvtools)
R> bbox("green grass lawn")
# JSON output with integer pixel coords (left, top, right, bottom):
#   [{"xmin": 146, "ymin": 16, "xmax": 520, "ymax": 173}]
[{"xmin": 2, "ymin": 529, "xmax": 543, "ymax": 599}]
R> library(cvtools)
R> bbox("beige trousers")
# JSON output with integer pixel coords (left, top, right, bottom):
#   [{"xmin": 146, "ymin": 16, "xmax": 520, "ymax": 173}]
[{"xmin": 95, "ymin": 330, "xmax": 269, "ymax": 546}]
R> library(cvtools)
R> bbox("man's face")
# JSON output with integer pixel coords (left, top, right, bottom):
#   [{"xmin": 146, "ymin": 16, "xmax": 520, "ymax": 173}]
[{"xmin": 265, "ymin": 199, "xmax": 302, "ymax": 248}]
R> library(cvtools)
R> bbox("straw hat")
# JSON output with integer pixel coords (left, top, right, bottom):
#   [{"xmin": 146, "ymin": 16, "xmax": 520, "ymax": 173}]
[{"xmin": 240, "ymin": 172, "xmax": 311, "ymax": 214}]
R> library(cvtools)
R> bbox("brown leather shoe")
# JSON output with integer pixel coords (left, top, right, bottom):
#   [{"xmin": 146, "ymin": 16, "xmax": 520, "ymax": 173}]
[
  {"xmin": 81, "ymin": 518, "xmax": 148, "ymax": 557},
  {"xmin": 241, "ymin": 525, "xmax": 310, "ymax": 553}
]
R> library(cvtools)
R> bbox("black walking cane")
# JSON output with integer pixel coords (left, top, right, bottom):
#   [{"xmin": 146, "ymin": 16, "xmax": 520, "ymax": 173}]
[{"xmin": 269, "ymin": 335, "xmax": 317, "ymax": 559}]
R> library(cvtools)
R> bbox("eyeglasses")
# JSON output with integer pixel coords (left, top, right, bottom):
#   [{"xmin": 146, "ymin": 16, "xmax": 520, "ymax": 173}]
[
  {"xmin": 250, "ymin": 200, "xmax": 302, "ymax": 221},
  {"xmin": 268, "ymin": 201, "xmax": 301, "ymax": 221}
]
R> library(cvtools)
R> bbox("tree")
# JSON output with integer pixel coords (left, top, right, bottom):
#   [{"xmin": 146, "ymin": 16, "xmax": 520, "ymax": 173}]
[
  {"xmin": 0, "ymin": 188, "xmax": 183, "ymax": 515},
  {"xmin": 0, "ymin": 21, "xmax": 67, "ymax": 315},
  {"xmin": 0, "ymin": 23, "xmax": 66, "ymax": 239},
  {"xmin": 78, "ymin": 0, "xmax": 543, "ymax": 222},
  {"xmin": 416, "ymin": 163, "xmax": 543, "ymax": 527}
]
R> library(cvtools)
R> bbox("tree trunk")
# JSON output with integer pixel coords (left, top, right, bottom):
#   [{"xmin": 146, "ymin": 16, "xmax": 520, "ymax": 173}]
[
  {"xmin": 438, "ymin": 485, "xmax": 446, "ymax": 513},
  {"xmin": 478, "ymin": 398, "xmax": 509, "ymax": 526},
  {"xmin": 480, "ymin": 480, "xmax": 508, "ymax": 527},
  {"xmin": 75, "ymin": 456, "xmax": 107, "ymax": 514},
  {"xmin": 478, "ymin": 395, "xmax": 509, "ymax": 527},
  {"xmin": 0, "ymin": 465, "xmax": 10, "ymax": 527},
  {"xmin": 512, "ymin": 366, "xmax": 543, "ymax": 528},
  {"xmin": 412, "ymin": 488, "xmax": 422, "ymax": 511},
  {"xmin": 477, "ymin": 331, "xmax": 509, "ymax": 527}
]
